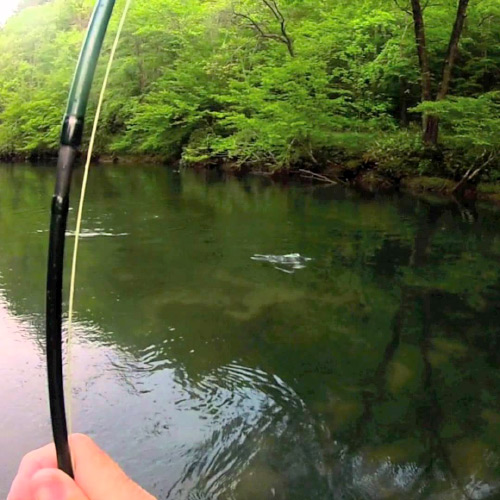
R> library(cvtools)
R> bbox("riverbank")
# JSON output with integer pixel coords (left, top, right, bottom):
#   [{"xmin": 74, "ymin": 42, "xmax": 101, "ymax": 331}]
[
  {"xmin": 289, "ymin": 168, "xmax": 500, "ymax": 205},
  {"xmin": 2, "ymin": 144, "xmax": 499, "ymax": 205},
  {"xmin": 206, "ymin": 145, "xmax": 500, "ymax": 205}
]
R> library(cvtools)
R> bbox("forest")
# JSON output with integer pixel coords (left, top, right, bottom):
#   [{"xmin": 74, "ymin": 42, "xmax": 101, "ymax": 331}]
[{"xmin": 0, "ymin": 0, "xmax": 499, "ymax": 186}]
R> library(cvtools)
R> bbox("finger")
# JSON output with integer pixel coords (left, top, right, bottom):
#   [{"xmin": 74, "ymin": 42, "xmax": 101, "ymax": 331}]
[
  {"xmin": 8, "ymin": 434, "xmax": 156, "ymax": 500},
  {"xmin": 7, "ymin": 472, "xmax": 33, "ymax": 500},
  {"xmin": 7, "ymin": 443, "xmax": 59, "ymax": 500},
  {"xmin": 17, "ymin": 443, "xmax": 58, "ymax": 475},
  {"xmin": 31, "ymin": 468, "xmax": 90, "ymax": 500},
  {"xmin": 69, "ymin": 434, "xmax": 155, "ymax": 499}
]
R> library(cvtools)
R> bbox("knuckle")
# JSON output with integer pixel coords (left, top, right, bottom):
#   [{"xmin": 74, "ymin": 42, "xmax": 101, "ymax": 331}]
[{"xmin": 19, "ymin": 448, "xmax": 40, "ymax": 469}]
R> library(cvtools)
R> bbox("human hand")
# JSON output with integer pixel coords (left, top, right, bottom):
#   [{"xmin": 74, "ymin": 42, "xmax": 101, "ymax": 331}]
[{"xmin": 8, "ymin": 434, "xmax": 156, "ymax": 500}]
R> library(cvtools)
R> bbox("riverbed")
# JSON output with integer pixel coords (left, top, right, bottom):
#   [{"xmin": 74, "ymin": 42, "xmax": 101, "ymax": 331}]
[{"xmin": 1, "ymin": 163, "xmax": 499, "ymax": 499}]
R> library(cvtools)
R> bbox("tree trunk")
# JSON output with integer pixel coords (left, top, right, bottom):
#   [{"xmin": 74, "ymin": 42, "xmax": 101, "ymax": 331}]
[
  {"xmin": 423, "ymin": 115, "xmax": 439, "ymax": 144},
  {"xmin": 399, "ymin": 78, "xmax": 409, "ymax": 127},
  {"xmin": 410, "ymin": 0, "xmax": 432, "ymax": 106},
  {"xmin": 410, "ymin": 0, "xmax": 470, "ymax": 146},
  {"xmin": 423, "ymin": 0, "xmax": 469, "ymax": 145},
  {"xmin": 436, "ymin": 0, "xmax": 470, "ymax": 101}
]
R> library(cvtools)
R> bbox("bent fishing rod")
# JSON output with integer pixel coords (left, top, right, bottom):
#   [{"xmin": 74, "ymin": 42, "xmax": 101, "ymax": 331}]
[{"xmin": 46, "ymin": 0, "xmax": 117, "ymax": 477}]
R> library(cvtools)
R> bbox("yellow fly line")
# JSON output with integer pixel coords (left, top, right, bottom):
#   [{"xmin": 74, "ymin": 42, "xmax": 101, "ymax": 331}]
[{"xmin": 66, "ymin": 0, "xmax": 133, "ymax": 433}]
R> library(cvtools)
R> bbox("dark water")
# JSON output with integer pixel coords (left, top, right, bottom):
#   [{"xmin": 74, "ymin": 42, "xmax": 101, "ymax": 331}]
[{"xmin": 1, "ymin": 163, "xmax": 499, "ymax": 499}]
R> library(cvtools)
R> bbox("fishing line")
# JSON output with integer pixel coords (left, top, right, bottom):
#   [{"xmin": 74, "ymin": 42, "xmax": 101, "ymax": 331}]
[{"xmin": 66, "ymin": 0, "xmax": 132, "ymax": 434}]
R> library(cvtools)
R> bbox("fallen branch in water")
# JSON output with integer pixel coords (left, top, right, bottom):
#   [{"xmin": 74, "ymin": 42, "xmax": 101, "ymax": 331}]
[
  {"xmin": 298, "ymin": 169, "xmax": 347, "ymax": 185},
  {"xmin": 452, "ymin": 151, "xmax": 496, "ymax": 195}
]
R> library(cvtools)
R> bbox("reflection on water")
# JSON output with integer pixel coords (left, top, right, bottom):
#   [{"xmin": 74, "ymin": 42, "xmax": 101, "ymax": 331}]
[
  {"xmin": 66, "ymin": 230, "xmax": 130, "ymax": 238},
  {"xmin": 0, "ymin": 163, "xmax": 499, "ymax": 499}
]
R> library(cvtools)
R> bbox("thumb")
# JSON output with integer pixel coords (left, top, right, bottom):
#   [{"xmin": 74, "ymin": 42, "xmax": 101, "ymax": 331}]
[{"xmin": 31, "ymin": 468, "xmax": 90, "ymax": 500}]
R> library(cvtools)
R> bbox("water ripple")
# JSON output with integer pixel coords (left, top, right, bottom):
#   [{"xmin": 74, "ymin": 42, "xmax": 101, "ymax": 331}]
[{"xmin": 251, "ymin": 253, "xmax": 313, "ymax": 274}]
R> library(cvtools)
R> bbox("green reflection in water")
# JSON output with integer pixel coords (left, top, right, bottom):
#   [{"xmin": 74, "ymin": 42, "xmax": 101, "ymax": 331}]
[{"xmin": 0, "ymin": 163, "xmax": 499, "ymax": 499}]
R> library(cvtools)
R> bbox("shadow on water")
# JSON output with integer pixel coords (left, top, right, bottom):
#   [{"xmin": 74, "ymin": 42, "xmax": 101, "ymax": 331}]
[{"xmin": 0, "ymin": 163, "xmax": 499, "ymax": 499}]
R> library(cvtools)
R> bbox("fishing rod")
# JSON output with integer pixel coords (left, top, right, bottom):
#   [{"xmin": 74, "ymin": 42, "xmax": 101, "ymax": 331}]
[{"xmin": 46, "ymin": 0, "xmax": 117, "ymax": 477}]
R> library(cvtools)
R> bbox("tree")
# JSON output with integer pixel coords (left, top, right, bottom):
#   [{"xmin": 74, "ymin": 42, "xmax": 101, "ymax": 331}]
[
  {"xmin": 0, "ymin": 0, "xmax": 498, "ymax": 178},
  {"xmin": 406, "ymin": 0, "xmax": 470, "ymax": 144},
  {"xmin": 232, "ymin": 0, "xmax": 294, "ymax": 57}
]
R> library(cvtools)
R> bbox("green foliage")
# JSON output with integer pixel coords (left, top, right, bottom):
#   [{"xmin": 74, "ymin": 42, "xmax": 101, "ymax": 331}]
[
  {"xmin": 0, "ymin": 0, "xmax": 499, "ymax": 174},
  {"xmin": 411, "ymin": 93, "xmax": 500, "ymax": 179},
  {"xmin": 412, "ymin": 93, "xmax": 500, "ymax": 151},
  {"xmin": 0, "ymin": 0, "xmax": 88, "ymax": 155},
  {"xmin": 365, "ymin": 129, "xmax": 429, "ymax": 177}
]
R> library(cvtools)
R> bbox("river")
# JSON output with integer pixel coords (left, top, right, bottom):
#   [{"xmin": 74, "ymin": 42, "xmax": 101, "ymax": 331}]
[{"xmin": 1, "ymin": 163, "xmax": 499, "ymax": 499}]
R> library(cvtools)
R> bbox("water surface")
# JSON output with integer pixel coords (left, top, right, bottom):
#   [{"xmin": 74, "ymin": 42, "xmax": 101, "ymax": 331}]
[{"xmin": 1, "ymin": 163, "xmax": 499, "ymax": 499}]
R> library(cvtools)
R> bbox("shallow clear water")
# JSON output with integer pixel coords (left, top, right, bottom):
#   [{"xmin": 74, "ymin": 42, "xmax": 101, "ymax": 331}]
[{"xmin": 1, "ymin": 163, "xmax": 499, "ymax": 499}]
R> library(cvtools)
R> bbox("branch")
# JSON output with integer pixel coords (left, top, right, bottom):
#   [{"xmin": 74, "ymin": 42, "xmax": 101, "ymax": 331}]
[
  {"xmin": 233, "ymin": 1, "xmax": 294, "ymax": 57},
  {"xmin": 478, "ymin": 14, "xmax": 495, "ymax": 27},
  {"xmin": 262, "ymin": 0, "xmax": 294, "ymax": 57},
  {"xmin": 452, "ymin": 151, "xmax": 496, "ymax": 195},
  {"xmin": 262, "ymin": 0, "xmax": 282, "ymax": 21},
  {"xmin": 298, "ymin": 169, "xmax": 345, "ymax": 185},
  {"xmin": 233, "ymin": 10, "xmax": 267, "ymax": 38},
  {"xmin": 393, "ymin": 0, "xmax": 411, "ymax": 15}
]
